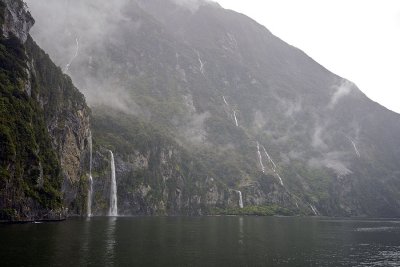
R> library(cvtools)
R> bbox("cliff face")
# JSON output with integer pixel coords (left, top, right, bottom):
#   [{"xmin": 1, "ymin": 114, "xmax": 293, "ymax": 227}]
[
  {"xmin": 0, "ymin": 0, "xmax": 33, "ymax": 42},
  {"xmin": 0, "ymin": 0, "xmax": 91, "ymax": 221},
  {"xmin": 26, "ymin": 0, "xmax": 400, "ymax": 217},
  {"xmin": 89, "ymin": 109, "xmax": 293, "ymax": 216}
]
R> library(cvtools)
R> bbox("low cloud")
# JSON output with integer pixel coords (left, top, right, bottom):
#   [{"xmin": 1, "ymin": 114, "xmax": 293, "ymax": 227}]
[
  {"xmin": 329, "ymin": 80, "xmax": 354, "ymax": 109},
  {"xmin": 309, "ymin": 151, "xmax": 352, "ymax": 177},
  {"xmin": 253, "ymin": 110, "xmax": 266, "ymax": 129},
  {"xmin": 181, "ymin": 111, "xmax": 210, "ymax": 145},
  {"xmin": 171, "ymin": 0, "xmax": 217, "ymax": 12},
  {"xmin": 311, "ymin": 126, "xmax": 328, "ymax": 150}
]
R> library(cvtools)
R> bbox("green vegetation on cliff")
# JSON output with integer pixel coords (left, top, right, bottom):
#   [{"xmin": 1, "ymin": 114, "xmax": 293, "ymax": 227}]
[
  {"xmin": 24, "ymin": 0, "xmax": 400, "ymax": 217},
  {"xmin": 210, "ymin": 205, "xmax": 297, "ymax": 216},
  {"xmin": 0, "ymin": 0, "xmax": 90, "ymax": 220},
  {"xmin": 0, "ymin": 35, "xmax": 62, "ymax": 220}
]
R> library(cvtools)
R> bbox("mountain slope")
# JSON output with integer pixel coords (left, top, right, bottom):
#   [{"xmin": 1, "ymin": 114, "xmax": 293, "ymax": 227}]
[
  {"xmin": 0, "ymin": 0, "xmax": 91, "ymax": 221},
  {"xmin": 26, "ymin": 0, "xmax": 400, "ymax": 217}
]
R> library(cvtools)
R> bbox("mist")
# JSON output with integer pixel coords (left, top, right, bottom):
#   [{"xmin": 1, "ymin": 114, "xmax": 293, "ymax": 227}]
[
  {"xmin": 329, "ymin": 80, "xmax": 354, "ymax": 108},
  {"xmin": 25, "ymin": 0, "xmax": 132, "ymax": 110},
  {"xmin": 171, "ymin": 0, "xmax": 216, "ymax": 12}
]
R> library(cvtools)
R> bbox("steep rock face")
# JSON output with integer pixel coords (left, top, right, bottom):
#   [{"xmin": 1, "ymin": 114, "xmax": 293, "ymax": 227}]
[
  {"xmin": 87, "ymin": 109, "xmax": 306, "ymax": 216},
  {"xmin": 0, "ymin": 0, "xmax": 90, "ymax": 221},
  {"xmin": 0, "ymin": 0, "xmax": 33, "ymax": 42},
  {"xmin": 89, "ymin": 110, "xmax": 243, "ymax": 215},
  {"xmin": 27, "ymin": 0, "xmax": 400, "ymax": 217},
  {"xmin": 25, "ymin": 39, "xmax": 91, "ymax": 214}
]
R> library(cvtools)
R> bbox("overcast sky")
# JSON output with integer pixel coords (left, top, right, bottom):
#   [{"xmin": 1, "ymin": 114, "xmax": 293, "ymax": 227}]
[{"xmin": 216, "ymin": 0, "xmax": 400, "ymax": 114}]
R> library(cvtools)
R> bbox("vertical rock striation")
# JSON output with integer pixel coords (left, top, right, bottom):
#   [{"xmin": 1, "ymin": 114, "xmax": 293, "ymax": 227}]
[{"xmin": 0, "ymin": 0, "xmax": 91, "ymax": 221}]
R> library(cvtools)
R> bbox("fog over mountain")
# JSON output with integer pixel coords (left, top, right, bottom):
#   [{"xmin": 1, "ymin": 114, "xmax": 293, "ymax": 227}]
[{"xmin": 16, "ymin": 0, "xmax": 400, "ymax": 217}]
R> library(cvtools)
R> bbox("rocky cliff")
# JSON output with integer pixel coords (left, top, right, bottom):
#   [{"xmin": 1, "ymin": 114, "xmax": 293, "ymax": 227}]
[{"xmin": 0, "ymin": 0, "xmax": 91, "ymax": 221}]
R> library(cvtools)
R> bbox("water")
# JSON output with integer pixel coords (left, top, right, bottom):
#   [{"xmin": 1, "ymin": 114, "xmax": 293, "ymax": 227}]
[
  {"xmin": 223, "ymin": 95, "xmax": 228, "ymax": 106},
  {"xmin": 256, "ymin": 142, "xmax": 265, "ymax": 173},
  {"xmin": 87, "ymin": 134, "xmax": 93, "ymax": 217},
  {"xmin": 261, "ymin": 145, "xmax": 277, "ymax": 170},
  {"xmin": 310, "ymin": 204, "xmax": 319, "ymax": 216},
  {"xmin": 196, "ymin": 50, "xmax": 205, "ymax": 74},
  {"xmin": 109, "ymin": 151, "xmax": 118, "ymax": 217},
  {"xmin": 233, "ymin": 110, "xmax": 239, "ymax": 127},
  {"xmin": 261, "ymin": 145, "xmax": 284, "ymax": 186},
  {"xmin": 235, "ymin": 190, "xmax": 244, "ymax": 208},
  {"xmin": 88, "ymin": 176, "xmax": 93, "ymax": 217},
  {"xmin": 350, "ymin": 139, "xmax": 361, "ymax": 158},
  {"xmin": 2, "ymin": 217, "xmax": 400, "ymax": 266}
]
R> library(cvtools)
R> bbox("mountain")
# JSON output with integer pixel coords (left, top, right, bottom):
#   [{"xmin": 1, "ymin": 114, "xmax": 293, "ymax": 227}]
[
  {"xmin": 24, "ymin": 0, "xmax": 400, "ymax": 217},
  {"xmin": 0, "ymin": 0, "xmax": 91, "ymax": 221}
]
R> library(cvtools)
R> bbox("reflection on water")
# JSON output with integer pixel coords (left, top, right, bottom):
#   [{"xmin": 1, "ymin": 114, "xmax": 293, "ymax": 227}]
[
  {"xmin": 2, "ymin": 216, "xmax": 400, "ymax": 266},
  {"xmin": 105, "ymin": 217, "xmax": 117, "ymax": 265},
  {"xmin": 79, "ymin": 217, "xmax": 91, "ymax": 265},
  {"xmin": 356, "ymin": 226, "xmax": 397, "ymax": 232},
  {"xmin": 238, "ymin": 216, "xmax": 244, "ymax": 246}
]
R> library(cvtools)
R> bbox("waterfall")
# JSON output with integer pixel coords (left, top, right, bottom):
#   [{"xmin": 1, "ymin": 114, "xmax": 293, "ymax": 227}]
[
  {"xmin": 235, "ymin": 190, "xmax": 244, "ymax": 208},
  {"xmin": 64, "ymin": 37, "xmax": 79, "ymax": 72},
  {"xmin": 261, "ymin": 145, "xmax": 277, "ymax": 170},
  {"xmin": 222, "ymin": 96, "xmax": 228, "ymax": 106},
  {"xmin": 349, "ymin": 139, "xmax": 361, "ymax": 157},
  {"xmin": 345, "ymin": 135, "xmax": 361, "ymax": 158},
  {"xmin": 88, "ymin": 176, "xmax": 93, "ymax": 217},
  {"xmin": 310, "ymin": 204, "xmax": 319, "ymax": 216},
  {"xmin": 196, "ymin": 51, "xmax": 205, "ymax": 74},
  {"xmin": 276, "ymin": 173, "xmax": 284, "ymax": 186},
  {"xmin": 233, "ymin": 110, "xmax": 239, "ymax": 127},
  {"xmin": 256, "ymin": 142, "xmax": 265, "ymax": 173},
  {"xmin": 261, "ymin": 145, "xmax": 284, "ymax": 186},
  {"xmin": 87, "ymin": 134, "xmax": 93, "ymax": 217},
  {"xmin": 109, "ymin": 150, "xmax": 118, "ymax": 216}
]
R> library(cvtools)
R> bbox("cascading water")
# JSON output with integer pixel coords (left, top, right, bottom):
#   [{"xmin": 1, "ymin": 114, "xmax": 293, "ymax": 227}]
[
  {"xmin": 222, "ymin": 96, "xmax": 228, "ymax": 106},
  {"xmin": 310, "ymin": 204, "xmax": 319, "ymax": 216},
  {"xmin": 64, "ymin": 37, "xmax": 79, "ymax": 72},
  {"xmin": 349, "ymin": 138, "xmax": 361, "ymax": 158},
  {"xmin": 261, "ymin": 145, "xmax": 284, "ymax": 186},
  {"xmin": 256, "ymin": 142, "xmax": 265, "ymax": 173},
  {"xmin": 276, "ymin": 173, "xmax": 284, "ymax": 186},
  {"xmin": 222, "ymin": 96, "xmax": 239, "ymax": 127},
  {"xmin": 196, "ymin": 50, "xmax": 205, "ymax": 74},
  {"xmin": 233, "ymin": 110, "xmax": 239, "ymax": 127},
  {"xmin": 261, "ymin": 145, "xmax": 277, "ymax": 170},
  {"xmin": 87, "ymin": 133, "xmax": 93, "ymax": 217},
  {"xmin": 235, "ymin": 190, "xmax": 244, "ymax": 208},
  {"xmin": 88, "ymin": 176, "xmax": 93, "ymax": 217},
  {"xmin": 109, "ymin": 150, "xmax": 118, "ymax": 216}
]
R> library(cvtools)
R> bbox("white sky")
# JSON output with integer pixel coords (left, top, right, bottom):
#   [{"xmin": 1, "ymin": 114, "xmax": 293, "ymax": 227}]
[{"xmin": 216, "ymin": 0, "xmax": 400, "ymax": 113}]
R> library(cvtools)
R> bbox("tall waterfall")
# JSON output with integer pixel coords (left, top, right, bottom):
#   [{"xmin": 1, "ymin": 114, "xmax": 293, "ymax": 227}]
[
  {"xmin": 256, "ymin": 142, "xmax": 265, "ymax": 173},
  {"xmin": 109, "ymin": 150, "xmax": 118, "ymax": 216},
  {"xmin": 261, "ymin": 145, "xmax": 284, "ymax": 186},
  {"xmin": 261, "ymin": 145, "xmax": 277, "ymax": 170},
  {"xmin": 87, "ymin": 134, "xmax": 93, "ymax": 217},
  {"xmin": 236, "ymin": 190, "xmax": 244, "ymax": 208}
]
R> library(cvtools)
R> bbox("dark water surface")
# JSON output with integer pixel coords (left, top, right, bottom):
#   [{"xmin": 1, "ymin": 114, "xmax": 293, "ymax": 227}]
[{"xmin": 1, "ymin": 216, "xmax": 400, "ymax": 266}]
